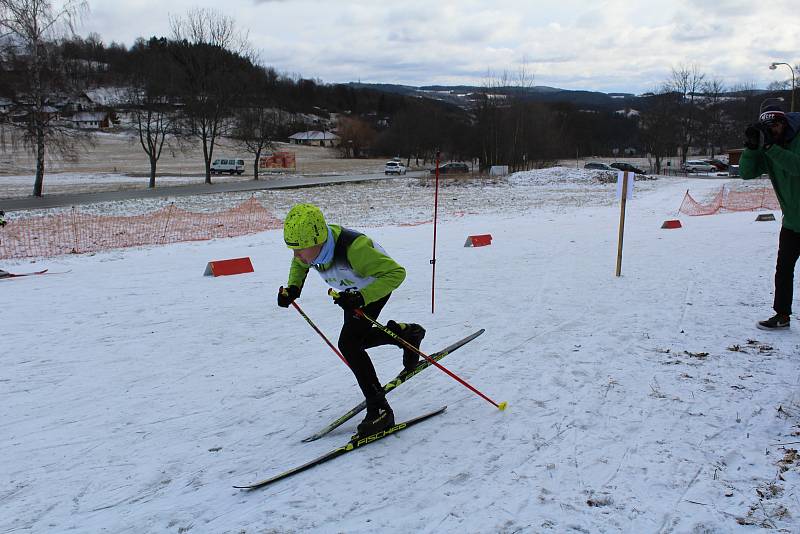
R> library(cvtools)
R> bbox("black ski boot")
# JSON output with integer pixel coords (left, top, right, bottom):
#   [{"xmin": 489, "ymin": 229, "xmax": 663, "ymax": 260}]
[
  {"xmin": 355, "ymin": 397, "xmax": 394, "ymax": 438},
  {"xmin": 388, "ymin": 320, "xmax": 426, "ymax": 375},
  {"xmin": 757, "ymin": 313, "xmax": 790, "ymax": 330}
]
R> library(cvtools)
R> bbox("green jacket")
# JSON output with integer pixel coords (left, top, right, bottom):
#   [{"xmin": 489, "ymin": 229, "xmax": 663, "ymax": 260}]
[
  {"xmin": 287, "ymin": 225, "xmax": 406, "ymax": 305},
  {"xmin": 739, "ymin": 123, "xmax": 800, "ymax": 231}
]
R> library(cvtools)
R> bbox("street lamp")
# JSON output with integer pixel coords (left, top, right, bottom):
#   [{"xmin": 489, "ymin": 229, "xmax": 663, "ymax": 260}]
[{"xmin": 769, "ymin": 62, "xmax": 796, "ymax": 112}]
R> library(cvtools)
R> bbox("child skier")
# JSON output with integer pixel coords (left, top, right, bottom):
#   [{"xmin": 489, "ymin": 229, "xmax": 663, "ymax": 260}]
[{"xmin": 277, "ymin": 203, "xmax": 426, "ymax": 437}]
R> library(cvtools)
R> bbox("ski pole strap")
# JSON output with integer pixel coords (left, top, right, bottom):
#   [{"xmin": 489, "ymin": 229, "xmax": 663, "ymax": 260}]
[{"xmin": 327, "ymin": 289, "xmax": 507, "ymax": 411}]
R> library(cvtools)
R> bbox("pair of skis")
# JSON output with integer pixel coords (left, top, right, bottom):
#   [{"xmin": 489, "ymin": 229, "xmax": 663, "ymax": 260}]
[
  {"xmin": 0, "ymin": 269, "xmax": 70, "ymax": 279},
  {"xmin": 235, "ymin": 328, "xmax": 484, "ymax": 490},
  {"xmin": 0, "ymin": 269, "xmax": 49, "ymax": 278}
]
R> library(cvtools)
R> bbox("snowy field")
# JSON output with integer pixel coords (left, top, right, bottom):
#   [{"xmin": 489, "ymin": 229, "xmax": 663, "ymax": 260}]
[
  {"xmin": 0, "ymin": 171, "xmax": 307, "ymax": 199},
  {"xmin": 0, "ymin": 132, "xmax": 392, "ymax": 188},
  {"xmin": 2, "ymin": 169, "xmax": 799, "ymax": 533}
]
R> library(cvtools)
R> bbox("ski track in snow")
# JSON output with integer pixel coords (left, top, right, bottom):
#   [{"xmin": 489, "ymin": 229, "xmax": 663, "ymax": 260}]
[{"xmin": 2, "ymin": 169, "xmax": 799, "ymax": 533}]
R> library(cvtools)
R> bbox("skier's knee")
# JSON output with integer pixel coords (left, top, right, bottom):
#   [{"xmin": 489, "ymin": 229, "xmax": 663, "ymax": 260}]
[{"xmin": 338, "ymin": 336, "xmax": 360, "ymax": 356}]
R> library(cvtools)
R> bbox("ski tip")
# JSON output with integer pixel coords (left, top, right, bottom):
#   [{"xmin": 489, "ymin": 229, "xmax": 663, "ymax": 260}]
[{"xmin": 497, "ymin": 401, "xmax": 508, "ymax": 411}]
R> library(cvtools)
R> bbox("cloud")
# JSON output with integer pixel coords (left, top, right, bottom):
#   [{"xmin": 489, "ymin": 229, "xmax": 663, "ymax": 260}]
[
  {"xmin": 79, "ymin": 0, "xmax": 800, "ymax": 93},
  {"xmin": 670, "ymin": 20, "xmax": 725, "ymax": 42},
  {"xmin": 687, "ymin": 0, "xmax": 750, "ymax": 14}
]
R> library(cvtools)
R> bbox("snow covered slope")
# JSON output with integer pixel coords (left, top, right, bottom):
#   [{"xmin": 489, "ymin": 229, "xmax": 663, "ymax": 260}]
[{"xmin": 2, "ymin": 171, "xmax": 798, "ymax": 532}]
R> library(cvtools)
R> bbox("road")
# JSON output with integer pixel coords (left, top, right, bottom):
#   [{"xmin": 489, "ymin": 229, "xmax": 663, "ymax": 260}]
[{"xmin": 1, "ymin": 172, "xmax": 421, "ymax": 211}]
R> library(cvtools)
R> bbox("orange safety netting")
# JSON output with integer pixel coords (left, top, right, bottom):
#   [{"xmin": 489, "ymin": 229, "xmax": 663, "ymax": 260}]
[
  {"xmin": 678, "ymin": 185, "xmax": 780, "ymax": 216},
  {"xmin": 0, "ymin": 197, "xmax": 283, "ymax": 260}
]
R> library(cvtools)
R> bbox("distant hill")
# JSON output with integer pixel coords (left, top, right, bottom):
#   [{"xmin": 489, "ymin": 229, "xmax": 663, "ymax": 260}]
[{"xmin": 346, "ymin": 82, "xmax": 641, "ymax": 111}]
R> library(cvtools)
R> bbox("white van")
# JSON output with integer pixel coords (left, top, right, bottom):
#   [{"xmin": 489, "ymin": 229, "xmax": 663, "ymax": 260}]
[{"xmin": 210, "ymin": 158, "xmax": 245, "ymax": 175}]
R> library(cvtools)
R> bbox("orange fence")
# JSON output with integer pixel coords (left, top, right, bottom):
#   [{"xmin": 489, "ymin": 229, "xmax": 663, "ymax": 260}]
[
  {"xmin": 0, "ymin": 197, "xmax": 283, "ymax": 260},
  {"xmin": 679, "ymin": 185, "xmax": 780, "ymax": 216},
  {"xmin": 259, "ymin": 151, "xmax": 296, "ymax": 170}
]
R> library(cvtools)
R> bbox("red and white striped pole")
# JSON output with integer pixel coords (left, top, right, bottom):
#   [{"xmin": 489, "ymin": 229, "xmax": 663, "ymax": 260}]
[{"xmin": 431, "ymin": 150, "xmax": 441, "ymax": 314}]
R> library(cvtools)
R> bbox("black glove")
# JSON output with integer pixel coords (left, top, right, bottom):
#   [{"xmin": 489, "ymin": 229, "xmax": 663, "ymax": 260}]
[
  {"xmin": 333, "ymin": 289, "xmax": 364, "ymax": 311},
  {"xmin": 277, "ymin": 285, "xmax": 301, "ymax": 308},
  {"xmin": 744, "ymin": 123, "xmax": 774, "ymax": 150}
]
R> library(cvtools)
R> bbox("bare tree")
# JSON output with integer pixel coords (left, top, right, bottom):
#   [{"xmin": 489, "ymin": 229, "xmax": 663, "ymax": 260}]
[
  {"xmin": 0, "ymin": 0, "xmax": 88, "ymax": 196},
  {"xmin": 169, "ymin": 8, "xmax": 248, "ymax": 57},
  {"xmin": 510, "ymin": 59, "xmax": 537, "ymax": 170},
  {"xmin": 475, "ymin": 68, "xmax": 511, "ymax": 170},
  {"xmin": 233, "ymin": 105, "xmax": 285, "ymax": 180},
  {"xmin": 169, "ymin": 8, "xmax": 250, "ymax": 184},
  {"xmin": 474, "ymin": 65, "xmax": 567, "ymax": 171},
  {"xmin": 727, "ymin": 81, "xmax": 765, "ymax": 140},
  {"xmin": 127, "ymin": 39, "xmax": 178, "ymax": 188},
  {"xmin": 699, "ymin": 78, "xmax": 727, "ymax": 156},
  {"xmin": 666, "ymin": 64, "xmax": 705, "ymax": 164},
  {"xmin": 336, "ymin": 116, "xmax": 375, "ymax": 158},
  {"xmin": 639, "ymin": 89, "xmax": 681, "ymax": 174},
  {"xmin": 130, "ymin": 88, "xmax": 176, "ymax": 188}
]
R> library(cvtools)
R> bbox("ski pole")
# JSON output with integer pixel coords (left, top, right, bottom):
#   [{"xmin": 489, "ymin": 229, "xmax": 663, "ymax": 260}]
[
  {"xmin": 281, "ymin": 287, "xmax": 350, "ymax": 369},
  {"xmin": 328, "ymin": 289, "xmax": 507, "ymax": 411}
]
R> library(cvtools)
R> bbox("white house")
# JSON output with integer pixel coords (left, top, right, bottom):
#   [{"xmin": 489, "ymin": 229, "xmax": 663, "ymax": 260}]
[
  {"xmin": 288, "ymin": 130, "xmax": 340, "ymax": 147},
  {"xmin": 615, "ymin": 108, "xmax": 641, "ymax": 118},
  {"xmin": 70, "ymin": 111, "xmax": 111, "ymax": 129},
  {"xmin": 83, "ymin": 87, "xmax": 130, "ymax": 108}
]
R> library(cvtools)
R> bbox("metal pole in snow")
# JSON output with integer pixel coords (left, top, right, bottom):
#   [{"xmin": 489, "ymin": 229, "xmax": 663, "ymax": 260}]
[{"xmin": 430, "ymin": 151, "xmax": 441, "ymax": 314}]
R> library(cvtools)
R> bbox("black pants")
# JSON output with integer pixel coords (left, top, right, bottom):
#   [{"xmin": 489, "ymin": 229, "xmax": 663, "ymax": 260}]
[
  {"xmin": 337, "ymin": 294, "xmax": 399, "ymax": 409},
  {"xmin": 774, "ymin": 226, "xmax": 800, "ymax": 315}
]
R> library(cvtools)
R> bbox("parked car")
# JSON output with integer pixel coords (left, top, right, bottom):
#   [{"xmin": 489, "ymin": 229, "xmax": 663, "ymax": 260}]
[
  {"xmin": 584, "ymin": 162, "xmax": 617, "ymax": 171},
  {"xmin": 430, "ymin": 162, "xmax": 469, "ymax": 174},
  {"xmin": 210, "ymin": 158, "xmax": 245, "ymax": 175},
  {"xmin": 703, "ymin": 159, "xmax": 729, "ymax": 171},
  {"xmin": 384, "ymin": 161, "xmax": 407, "ymax": 175},
  {"xmin": 682, "ymin": 160, "xmax": 716, "ymax": 173},
  {"xmin": 610, "ymin": 162, "xmax": 646, "ymax": 174}
]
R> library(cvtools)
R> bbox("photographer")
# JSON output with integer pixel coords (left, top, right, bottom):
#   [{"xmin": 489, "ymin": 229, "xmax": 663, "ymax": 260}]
[{"xmin": 740, "ymin": 106, "xmax": 800, "ymax": 330}]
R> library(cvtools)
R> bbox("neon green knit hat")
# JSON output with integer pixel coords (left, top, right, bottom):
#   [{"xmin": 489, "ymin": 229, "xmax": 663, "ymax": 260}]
[{"xmin": 283, "ymin": 203, "xmax": 328, "ymax": 249}]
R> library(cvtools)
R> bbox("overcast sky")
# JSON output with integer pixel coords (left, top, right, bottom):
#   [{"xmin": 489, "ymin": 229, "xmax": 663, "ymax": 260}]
[{"xmin": 83, "ymin": 0, "xmax": 800, "ymax": 94}]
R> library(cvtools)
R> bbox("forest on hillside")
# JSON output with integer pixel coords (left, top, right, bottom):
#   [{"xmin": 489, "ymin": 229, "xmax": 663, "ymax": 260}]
[{"xmin": 1, "ymin": 3, "xmax": 795, "ymax": 196}]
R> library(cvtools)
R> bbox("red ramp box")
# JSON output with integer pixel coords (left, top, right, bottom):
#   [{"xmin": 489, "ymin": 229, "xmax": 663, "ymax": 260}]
[
  {"xmin": 204, "ymin": 257, "xmax": 254, "ymax": 277},
  {"xmin": 661, "ymin": 220, "xmax": 682, "ymax": 229},
  {"xmin": 464, "ymin": 234, "xmax": 493, "ymax": 247}
]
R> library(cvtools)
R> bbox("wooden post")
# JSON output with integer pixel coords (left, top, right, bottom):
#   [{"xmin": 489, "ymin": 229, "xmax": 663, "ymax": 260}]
[{"xmin": 615, "ymin": 171, "xmax": 629, "ymax": 277}]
